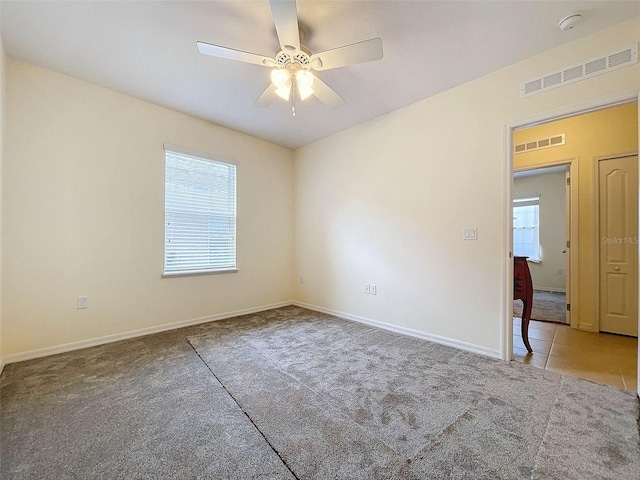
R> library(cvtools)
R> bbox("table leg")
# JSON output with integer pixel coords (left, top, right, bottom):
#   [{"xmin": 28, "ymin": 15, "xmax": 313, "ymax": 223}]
[{"xmin": 521, "ymin": 299, "xmax": 533, "ymax": 353}]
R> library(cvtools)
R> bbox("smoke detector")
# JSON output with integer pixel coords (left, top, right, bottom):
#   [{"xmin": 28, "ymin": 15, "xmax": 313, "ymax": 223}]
[{"xmin": 558, "ymin": 13, "xmax": 583, "ymax": 31}]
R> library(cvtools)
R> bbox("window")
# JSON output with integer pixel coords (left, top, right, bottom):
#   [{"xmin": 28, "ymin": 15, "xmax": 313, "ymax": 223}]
[
  {"xmin": 513, "ymin": 196, "xmax": 541, "ymax": 262},
  {"xmin": 163, "ymin": 144, "xmax": 237, "ymax": 276}
]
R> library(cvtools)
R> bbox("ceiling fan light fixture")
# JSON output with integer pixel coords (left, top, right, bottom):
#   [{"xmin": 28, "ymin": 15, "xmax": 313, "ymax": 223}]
[
  {"xmin": 271, "ymin": 68, "xmax": 292, "ymax": 100},
  {"xmin": 296, "ymin": 70, "xmax": 314, "ymax": 88},
  {"xmin": 271, "ymin": 68, "xmax": 290, "ymax": 88},
  {"xmin": 275, "ymin": 86, "xmax": 292, "ymax": 101},
  {"xmin": 295, "ymin": 70, "xmax": 314, "ymax": 101},
  {"xmin": 298, "ymin": 87, "xmax": 314, "ymax": 101}
]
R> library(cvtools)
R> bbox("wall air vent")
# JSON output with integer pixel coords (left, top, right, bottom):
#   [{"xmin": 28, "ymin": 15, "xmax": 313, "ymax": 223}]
[
  {"xmin": 521, "ymin": 43, "xmax": 638, "ymax": 98},
  {"xmin": 514, "ymin": 134, "xmax": 565, "ymax": 154}
]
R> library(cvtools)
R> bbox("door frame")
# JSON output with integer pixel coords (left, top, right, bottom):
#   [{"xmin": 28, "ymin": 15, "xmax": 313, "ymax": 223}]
[
  {"xmin": 501, "ymin": 89, "xmax": 640, "ymax": 394},
  {"xmin": 594, "ymin": 153, "xmax": 640, "ymax": 334},
  {"xmin": 513, "ymin": 160, "xmax": 577, "ymax": 328}
]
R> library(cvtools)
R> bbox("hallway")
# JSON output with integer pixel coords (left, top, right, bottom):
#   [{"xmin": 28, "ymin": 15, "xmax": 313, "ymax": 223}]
[{"xmin": 513, "ymin": 317, "xmax": 638, "ymax": 392}]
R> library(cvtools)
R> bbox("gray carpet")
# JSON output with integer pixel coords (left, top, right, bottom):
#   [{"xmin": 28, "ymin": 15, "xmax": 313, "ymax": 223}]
[
  {"xmin": 514, "ymin": 290, "xmax": 567, "ymax": 324},
  {"xmin": 1, "ymin": 306, "xmax": 638, "ymax": 479}
]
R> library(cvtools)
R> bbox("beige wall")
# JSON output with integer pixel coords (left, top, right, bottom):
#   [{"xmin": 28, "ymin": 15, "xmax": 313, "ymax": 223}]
[
  {"xmin": 514, "ymin": 170, "xmax": 567, "ymax": 291},
  {"xmin": 294, "ymin": 17, "xmax": 640, "ymax": 354},
  {"xmin": 514, "ymin": 103, "xmax": 638, "ymax": 330},
  {"xmin": 2, "ymin": 59, "xmax": 294, "ymax": 358}
]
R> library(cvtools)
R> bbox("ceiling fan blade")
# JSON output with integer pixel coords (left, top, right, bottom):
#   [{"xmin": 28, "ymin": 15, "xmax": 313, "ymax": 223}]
[
  {"xmin": 312, "ymin": 76, "xmax": 345, "ymax": 110},
  {"xmin": 197, "ymin": 41, "xmax": 276, "ymax": 67},
  {"xmin": 310, "ymin": 38, "xmax": 383, "ymax": 71},
  {"xmin": 254, "ymin": 83, "xmax": 278, "ymax": 107},
  {"xmin": 269, "ymin": 0, "xmax": 300, "ymax": 53}
]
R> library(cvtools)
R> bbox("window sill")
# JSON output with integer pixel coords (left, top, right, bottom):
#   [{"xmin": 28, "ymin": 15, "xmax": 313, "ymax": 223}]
[{"xmin": 162, "ymin": 268, "xmax": 238, "ymax": 278}]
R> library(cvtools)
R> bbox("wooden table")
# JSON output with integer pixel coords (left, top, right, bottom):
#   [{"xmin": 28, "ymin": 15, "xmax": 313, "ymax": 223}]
[{"xmin": 514, "ymin": 256, "xmax": 533, "ymax": 353}]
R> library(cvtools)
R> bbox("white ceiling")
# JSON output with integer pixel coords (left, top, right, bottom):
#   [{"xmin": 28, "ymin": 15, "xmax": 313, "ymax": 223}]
[{"xmin": 2, "ymin": 1, "xmax": 639, "ymax": 149}]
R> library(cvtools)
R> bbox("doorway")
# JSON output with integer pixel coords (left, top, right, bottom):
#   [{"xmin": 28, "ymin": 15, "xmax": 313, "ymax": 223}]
[
  {"xmin": 513, "ymin": 165, "xmax": 571, "ymax": 325},
  {"xmin": 503, "ymin": 98, "xmax": 638, "ymax": 391}
]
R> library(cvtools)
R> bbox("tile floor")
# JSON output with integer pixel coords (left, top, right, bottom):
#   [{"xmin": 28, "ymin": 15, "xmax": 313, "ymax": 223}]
[{"xmin": 513, "ymin": 317, "xmax": 638, "ymax": 392}]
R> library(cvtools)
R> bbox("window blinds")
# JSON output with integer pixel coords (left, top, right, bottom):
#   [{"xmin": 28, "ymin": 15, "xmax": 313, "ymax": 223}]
[
  {"xmin": 513, "ymin": 196, "xmax": 541, "ymax": 262},
  {"xmin": 164, "ymin": 145, "xmax": 237, "ymax": 275}
]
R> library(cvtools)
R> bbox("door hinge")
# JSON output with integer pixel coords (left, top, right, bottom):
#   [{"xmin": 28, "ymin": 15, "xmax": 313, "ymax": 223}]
[
  {"xmin": 566, "ymin": 177, "xmax": 571, "ymax": 185},
  {"xmin": 566, "ymin": 240, "xmax": 570, "ymax": 248},
  {"xmin": 566, "ymin": 303, "xmax": 571, "ymax": 311}
]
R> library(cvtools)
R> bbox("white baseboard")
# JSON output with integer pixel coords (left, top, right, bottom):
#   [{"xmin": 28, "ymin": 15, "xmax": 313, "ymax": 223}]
[
  {"xmin": 1, "ymin": 301, "xmax": 294, "ymax": 366},
  {"xmin": 533, "ymin": 287, "xmax": 566, "ymax": 293},
  {"xmin": 2, "ymin": 300, "xmax": 502, "ymax": 367},
  {"xmin": 293, "ymin": 301, "xmax": 501, "ymax": 359}
]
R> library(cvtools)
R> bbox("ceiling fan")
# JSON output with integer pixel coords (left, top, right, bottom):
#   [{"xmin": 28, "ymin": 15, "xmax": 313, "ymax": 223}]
[{"xmin": 197, "ymin": 0, "xmax": 383, "ymax": 116}]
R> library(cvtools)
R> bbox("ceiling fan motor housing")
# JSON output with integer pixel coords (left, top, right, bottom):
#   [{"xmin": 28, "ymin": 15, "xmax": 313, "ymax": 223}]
[{"xmin": 275, "ymin": 45, "xmax": 312, "ymax": 70}]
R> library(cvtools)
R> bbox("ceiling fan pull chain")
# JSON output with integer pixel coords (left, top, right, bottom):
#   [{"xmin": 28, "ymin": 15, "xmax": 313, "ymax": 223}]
[{"xmin": 291, "ymin": 81, "xmax": 296, "ymax": 116}]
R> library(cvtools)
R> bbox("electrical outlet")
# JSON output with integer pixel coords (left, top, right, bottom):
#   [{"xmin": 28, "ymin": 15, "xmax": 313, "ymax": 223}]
[
  {"xmin": 371, "ymin": 285, "xmax": 377, "ymax": 295},
  {"xmin": 77, "ymin": 296, "xmax": 88, "ymax": 309},
  {"xmin": 364, "ymin": 284, "xmax": 371, "ymax": 294},
  {"xmin": 463, "ymin": 227, "xmax": 478, "ymax": 240}
]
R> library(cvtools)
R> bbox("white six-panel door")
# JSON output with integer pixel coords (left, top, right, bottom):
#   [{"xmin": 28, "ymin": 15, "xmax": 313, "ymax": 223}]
[{"xmin": 599, "ymin": 155, "xmax": 639, "ymax": 337}]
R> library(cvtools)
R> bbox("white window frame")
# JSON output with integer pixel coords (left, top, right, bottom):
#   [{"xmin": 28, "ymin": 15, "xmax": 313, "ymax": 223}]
[
  {"xmin": 513, "ymin": 196, "xmax": 541, "ymax": 262},
  {"xmin": 163, "ymin": 144, "xmax": 237, "ymax": 277}
]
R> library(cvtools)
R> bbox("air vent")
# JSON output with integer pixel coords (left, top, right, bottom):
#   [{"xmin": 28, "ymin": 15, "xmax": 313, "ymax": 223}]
[
  {"xmin": 514, "ymin": 134, "xmax": 565, "ymax": 154},
  {"xmin": 521, "ymin": 43, "xmax": 638, "ymax": 98}
]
